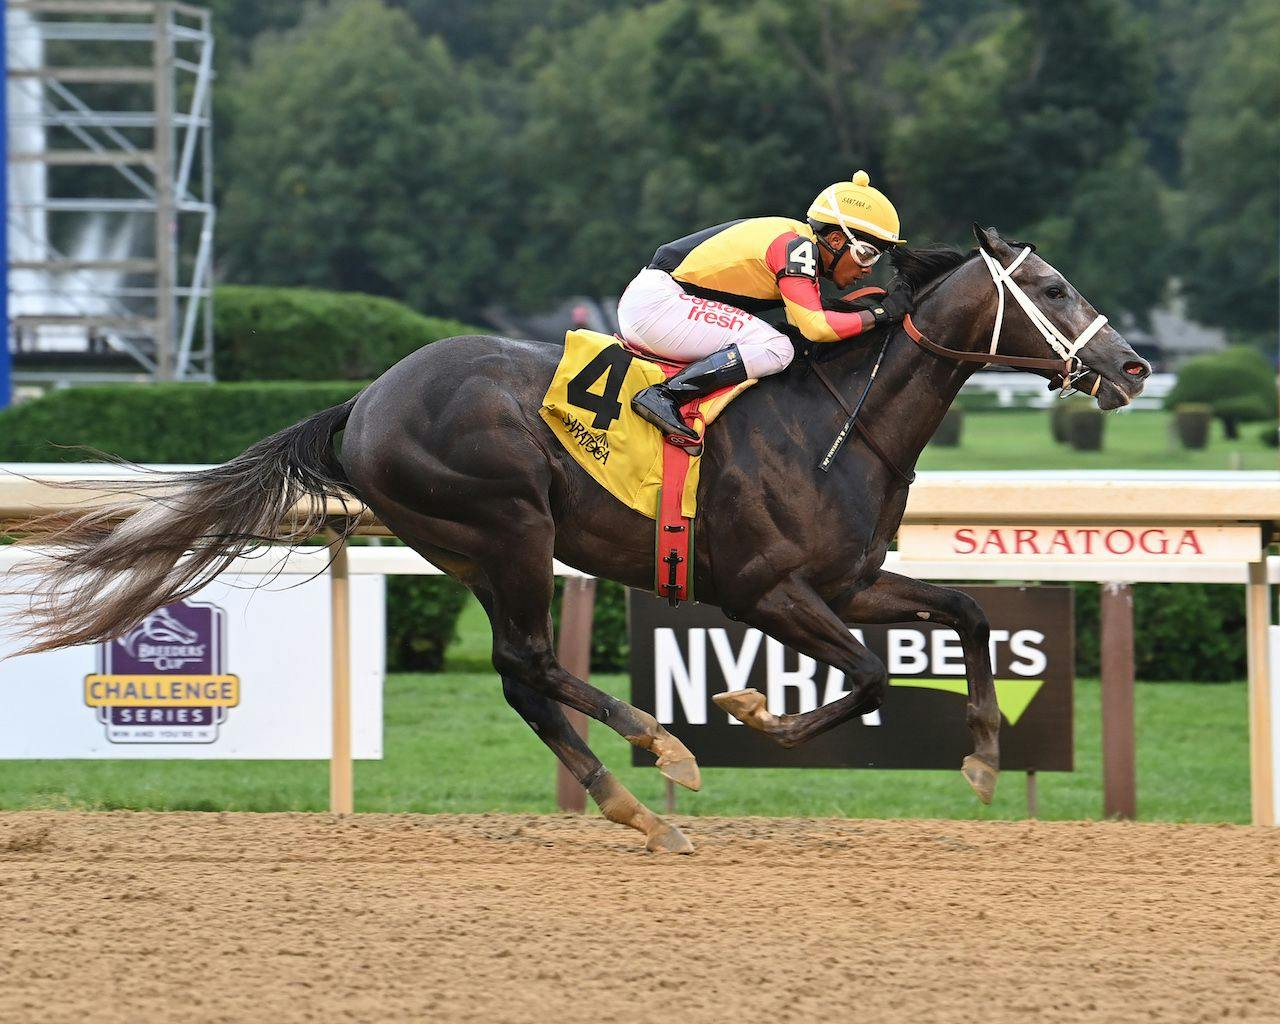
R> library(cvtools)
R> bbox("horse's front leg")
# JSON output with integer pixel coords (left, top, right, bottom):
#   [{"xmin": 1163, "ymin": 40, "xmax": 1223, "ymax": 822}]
[
  {"xmin": 833, "ymin": 571, "xmax": 1000, "ymax": 804},
  {"xmin": 712, "ymin": 575, "xmax": 889, "ymax": 747}
]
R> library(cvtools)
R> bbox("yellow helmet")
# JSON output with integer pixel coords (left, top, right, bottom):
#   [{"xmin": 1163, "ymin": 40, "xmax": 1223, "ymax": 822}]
[{"xmin": 807, "ymin": 170, "xmax": 903, "ymax": 246}]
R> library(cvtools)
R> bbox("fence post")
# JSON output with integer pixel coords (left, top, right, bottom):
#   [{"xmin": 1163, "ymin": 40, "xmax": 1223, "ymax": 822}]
[
  {"xmin": 555, "ymin": 576, "xmax": 597, "ymax": 812},
  {"xmin": 329, "ymin": 538, "xmax": 354, "ymax": 815},
  {"xmin": 1100, "ymin": 582, "xmax": 1136, "ymax": 820},
  {"xmin": 1245, "ymin": 559, "xmax": 1275, "ymax": 826}
]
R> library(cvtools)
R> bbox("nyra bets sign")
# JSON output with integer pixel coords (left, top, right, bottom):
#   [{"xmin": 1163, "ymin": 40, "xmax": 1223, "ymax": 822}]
[
  {"xmin": 629, "ymin": 586, "xmax": 1072, "ymax": 771},
  {"xmin": 898, "ymin": 523, "xmax": 1261, "ymax": 563}
]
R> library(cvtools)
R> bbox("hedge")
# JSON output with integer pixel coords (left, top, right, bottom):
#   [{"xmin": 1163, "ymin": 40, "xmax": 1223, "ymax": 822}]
[
  {"xmin": 0, "ymin": 384, "xmax": 1255, "ymax": 681},
  {"xmin": 213, "ymin": 285, "xmax": 481, "ymax": 382},
  {"xmin": 0, "ymin": 381, "xmax": 363, "ymax": 463},
  {"xmin": 386, "ymin": 574, "xmax": 470, "ymax": 672},
  {"xmin": 551, "ymin": 578, "xmax": 629, "ymax": 673},
  {"xmin": 1071, "ymin": 581, "xmax": 1246, "ymax": 682}
]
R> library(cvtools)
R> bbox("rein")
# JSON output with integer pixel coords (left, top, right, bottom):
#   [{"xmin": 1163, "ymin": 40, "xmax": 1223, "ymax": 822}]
[{"xmin": 809, "ymin": 349, "xmax": 915, "ymax": 485}]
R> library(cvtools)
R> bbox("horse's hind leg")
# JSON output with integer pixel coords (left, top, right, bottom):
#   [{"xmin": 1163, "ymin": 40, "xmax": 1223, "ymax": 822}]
[
  {"xmin": 478, "ymin": 549, "xmax": 701, "ymax": 792},
  {"xmin": 501, "ymin": 677, "xmax": 692, "ymax": 853}
]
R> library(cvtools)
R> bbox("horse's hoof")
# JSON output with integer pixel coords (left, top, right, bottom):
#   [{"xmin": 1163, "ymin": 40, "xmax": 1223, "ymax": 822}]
[
  {"xmin": 656, "ymin": 748, "xmax": 702, "ymax": 792},
  {"xmin": 712, "ymin": 688, "xmax": 771, "ymax": 730},
  {"xmin": 962, "ymin": 754, "xmax": 998, "ymax": 805},
  {"xmin": 652, "ymin": 729, "xmax": 701, "ymax": 792},
  {"xmin": 646, "ymin": 822, "xmax": 695, "ymax": 855}
]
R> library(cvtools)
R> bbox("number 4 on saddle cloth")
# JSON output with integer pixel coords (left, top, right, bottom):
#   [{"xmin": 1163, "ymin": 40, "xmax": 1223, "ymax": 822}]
[{"xmin": 539, "ymin": 328, "xmax": 756, "ymax": 605}]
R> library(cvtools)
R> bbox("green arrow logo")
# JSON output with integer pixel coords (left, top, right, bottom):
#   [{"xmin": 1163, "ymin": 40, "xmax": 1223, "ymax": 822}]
[{"xmin": 889, "ymin": 678, "xmax": 1045, "ymax": 726}]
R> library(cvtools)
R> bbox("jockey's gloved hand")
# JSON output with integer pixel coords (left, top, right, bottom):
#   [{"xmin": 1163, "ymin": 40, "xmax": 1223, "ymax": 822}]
[{"xmin": 870, "ymin": 282, "xmax": 915, "ymax": 327}]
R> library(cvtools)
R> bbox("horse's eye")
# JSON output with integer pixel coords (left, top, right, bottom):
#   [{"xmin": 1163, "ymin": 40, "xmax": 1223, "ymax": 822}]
[{"xmin": 1045, "ymin": 286, "xmax": 1065, "ymax": 300}]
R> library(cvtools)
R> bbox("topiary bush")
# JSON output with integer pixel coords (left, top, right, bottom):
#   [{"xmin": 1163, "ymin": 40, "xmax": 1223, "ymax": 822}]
[
  {"xmin": 1050, "ymin": 394, "xmax": 1095, "ymax": 443},
  {"xmin": 932, "ymin": 408, "xmax": 963, "ymax": 447},
  {"xmin": 213, "ymin": 285, "xmax": 482, "ymax": 382},
  {"xmin": 0, "ymin": 382, "xmax": 362, "ymax": 463},
  {"xmin": 1173, "ymin": 403, "xmax": 1212, "ymax": 449},
  {"xmin": 954, "ymin": 390, "xmax": 1003, "ymax": 414},
  {"xmin": 1164, "ymin": 346, "xmax": 1278, "ymax": 441},
  {"xmin": 1066, "ymin": 405, "xmax": 1105, "ymax": 451}
]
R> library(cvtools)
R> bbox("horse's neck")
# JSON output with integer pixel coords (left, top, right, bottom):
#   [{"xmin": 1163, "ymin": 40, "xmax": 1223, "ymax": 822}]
[{"xmin": 836, "ymin": 272, "xmax": 992, "ymax": 481}]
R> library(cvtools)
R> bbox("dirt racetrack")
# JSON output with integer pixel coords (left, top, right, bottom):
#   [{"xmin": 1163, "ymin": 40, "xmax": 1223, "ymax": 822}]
[{"xmin": 1, "ymin": 812, "xmax": 1277, "ymax": 1024}]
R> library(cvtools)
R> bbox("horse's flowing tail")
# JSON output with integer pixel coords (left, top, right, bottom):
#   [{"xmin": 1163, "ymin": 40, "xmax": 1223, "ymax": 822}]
[{"xmin": 3, "ymin": 396, "xmax": 361, "ymax": 657}]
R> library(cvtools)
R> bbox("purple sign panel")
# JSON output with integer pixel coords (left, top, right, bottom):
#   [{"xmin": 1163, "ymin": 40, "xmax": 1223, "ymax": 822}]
[{"xmin": 84, "ymin": 600, "xmax": 240, "ymax": 745}]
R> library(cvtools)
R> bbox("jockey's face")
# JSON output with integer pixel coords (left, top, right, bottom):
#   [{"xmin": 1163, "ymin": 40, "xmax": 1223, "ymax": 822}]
[{"xmin": 822, "ymin": 230, "xmax": 873, "ymax": 289}]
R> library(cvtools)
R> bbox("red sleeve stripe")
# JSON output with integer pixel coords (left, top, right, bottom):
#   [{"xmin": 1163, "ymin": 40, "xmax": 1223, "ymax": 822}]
[
  {"xmin": 778, "ymin": 276, "xmax": 870, "ymax": 338},
  {"xmin": 764, "ymin": 232, "xmax": 797, "ymax": 275}
]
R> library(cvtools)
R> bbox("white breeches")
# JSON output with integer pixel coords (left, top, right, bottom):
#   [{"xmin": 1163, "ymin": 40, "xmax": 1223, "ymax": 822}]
[{"xmin": 616, "ymin": 268, "xmax": 794, "ymax": 378}]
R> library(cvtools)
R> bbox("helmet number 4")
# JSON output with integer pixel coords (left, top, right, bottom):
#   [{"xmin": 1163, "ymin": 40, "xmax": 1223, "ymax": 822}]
[{"xmin": 787, "ymin": 240, "xmax": 817, "ymax": 278}]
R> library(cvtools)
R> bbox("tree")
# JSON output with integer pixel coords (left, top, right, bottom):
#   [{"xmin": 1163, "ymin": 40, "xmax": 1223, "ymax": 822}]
[
  {"xmin": 203, "ymin": 0, "xmax": 307, "ymax": 68},
  {"xmin": 506, "ymin": 0, "xmax": 919, "ymax": 306},
  {"xmin": 218, "ymin": 0, "xmax": 510, "ymax": 318},
  {"xmin": 886, "ymin": 0, "xmax": 1169, "ymax": 320},
  {"xmin": 1025, "ymin": 142, "xmax": 1171, "ymax": 321},
  {"xmin": 1177, "ymin": 0, "xmax": 1280, "ymax": 343}
]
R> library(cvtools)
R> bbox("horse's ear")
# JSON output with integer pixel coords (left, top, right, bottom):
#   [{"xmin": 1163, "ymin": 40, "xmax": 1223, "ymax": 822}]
[{"xmin": 972, "ymin": 223, "xmax": 1013, "ymax": 260}]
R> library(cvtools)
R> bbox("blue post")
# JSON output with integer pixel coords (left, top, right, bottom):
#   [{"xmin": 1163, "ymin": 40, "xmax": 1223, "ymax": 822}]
[{"xmin": 0, "ymin": 0, "xmax": 10, "ymax": 409}]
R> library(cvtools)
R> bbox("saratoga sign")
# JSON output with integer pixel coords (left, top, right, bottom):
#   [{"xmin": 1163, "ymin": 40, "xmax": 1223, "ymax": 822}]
[
  {"xmin": 898, "ymin": 523, "xmax": 1261, "ymax": 563},
  {"xmin": 629, "ymin": 585, "xmax": 1073, "ymax": 771}
]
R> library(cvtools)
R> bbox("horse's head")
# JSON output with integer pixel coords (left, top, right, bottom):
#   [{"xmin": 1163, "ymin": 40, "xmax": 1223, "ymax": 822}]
[{"xmin": 970, "ymin": 225, "xmax": 1150, "ymax": 410}]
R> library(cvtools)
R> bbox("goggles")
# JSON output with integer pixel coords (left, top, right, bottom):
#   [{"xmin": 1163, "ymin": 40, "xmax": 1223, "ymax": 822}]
[{"xmin": 847, "ymin": 237, "xmax": 884, "ymax": 268}]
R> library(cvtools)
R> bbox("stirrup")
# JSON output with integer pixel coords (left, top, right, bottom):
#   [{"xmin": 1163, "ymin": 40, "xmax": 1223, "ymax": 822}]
[{"xmin": 665, "ymin": 433, "xmax": 702, "ymax": 456}]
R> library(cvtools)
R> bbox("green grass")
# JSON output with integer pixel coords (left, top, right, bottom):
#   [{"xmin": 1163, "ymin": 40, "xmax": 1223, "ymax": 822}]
[
  {"xmin": 918, "ymin": 408, "xmax": 1278, "ymax": 471},
  {"xmin": 0, "ymin": 671, "xmax": 1249, "ymax": 823}
]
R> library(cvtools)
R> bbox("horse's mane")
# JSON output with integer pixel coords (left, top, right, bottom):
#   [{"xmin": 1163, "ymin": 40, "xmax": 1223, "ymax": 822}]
[
  {"xmin": 889, "ymin": 245, "xmax": 968, "ymax": 291},
  {"xmin": 889, "ymin": 239, "xmax": 1038, "ymax": 295}
]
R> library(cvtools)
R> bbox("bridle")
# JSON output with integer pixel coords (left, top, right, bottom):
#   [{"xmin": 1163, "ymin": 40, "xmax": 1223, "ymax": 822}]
[
  {"xmin": 812, "ymin": 243, "xmax": 1111, "ymax": 481},
  {"xmin": 902, "ymin": 245, "xmax": 1110, "ymax": 396}
]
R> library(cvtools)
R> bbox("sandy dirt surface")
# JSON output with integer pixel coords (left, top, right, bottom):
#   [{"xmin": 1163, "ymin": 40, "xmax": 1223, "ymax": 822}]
[{"xmin": 1, "ymin": 812, "xmax": 1277, "ymax": 1024}]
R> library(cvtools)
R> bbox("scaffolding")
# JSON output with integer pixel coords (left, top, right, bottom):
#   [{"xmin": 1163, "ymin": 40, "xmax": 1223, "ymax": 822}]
[{"xmin": 6, "ymin": 0, "xmax": 214, "ymax": 383}]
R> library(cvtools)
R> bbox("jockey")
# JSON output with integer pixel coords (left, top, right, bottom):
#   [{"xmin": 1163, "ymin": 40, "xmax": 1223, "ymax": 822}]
[{"xmin": 622, "ymin": 171, "xmax": 913, "ymax": 440}]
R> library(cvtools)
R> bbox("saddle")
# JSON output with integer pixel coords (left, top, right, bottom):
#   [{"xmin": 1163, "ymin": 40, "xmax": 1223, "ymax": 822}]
[{"xmin": 539, "ymin": 329, "xmax": 755, "ymax": 605}]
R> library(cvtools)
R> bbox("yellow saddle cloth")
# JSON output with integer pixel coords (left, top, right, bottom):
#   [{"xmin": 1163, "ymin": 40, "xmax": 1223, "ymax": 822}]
[{"xmin": 539, "ymin": 329, "xmax": 753, "ymax": 519}]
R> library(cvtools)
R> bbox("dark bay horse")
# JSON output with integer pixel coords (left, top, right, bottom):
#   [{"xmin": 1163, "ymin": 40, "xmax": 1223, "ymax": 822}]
[{"xmin": 8, "ymin": 226, "xmax": 1149, "ymax": 852}]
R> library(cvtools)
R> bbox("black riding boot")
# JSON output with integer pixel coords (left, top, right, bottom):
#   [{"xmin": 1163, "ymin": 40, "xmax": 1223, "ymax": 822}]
[{"xmin": 631, "ymin": 345, "xmax": 749, "ymax": 440}]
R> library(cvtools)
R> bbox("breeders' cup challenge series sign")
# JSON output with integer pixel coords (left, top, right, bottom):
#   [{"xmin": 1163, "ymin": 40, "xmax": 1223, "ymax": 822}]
[
  {"xmin": 0, "ymin": 572, "xmax": 384, "ymax": 759},
  {"xmin": 630, "ymin": 585, "xmax": 1073, "ymax": 771},
  {"xmin": 85, "ymin": 601, "xmax": 238, "ymax": 745}
]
